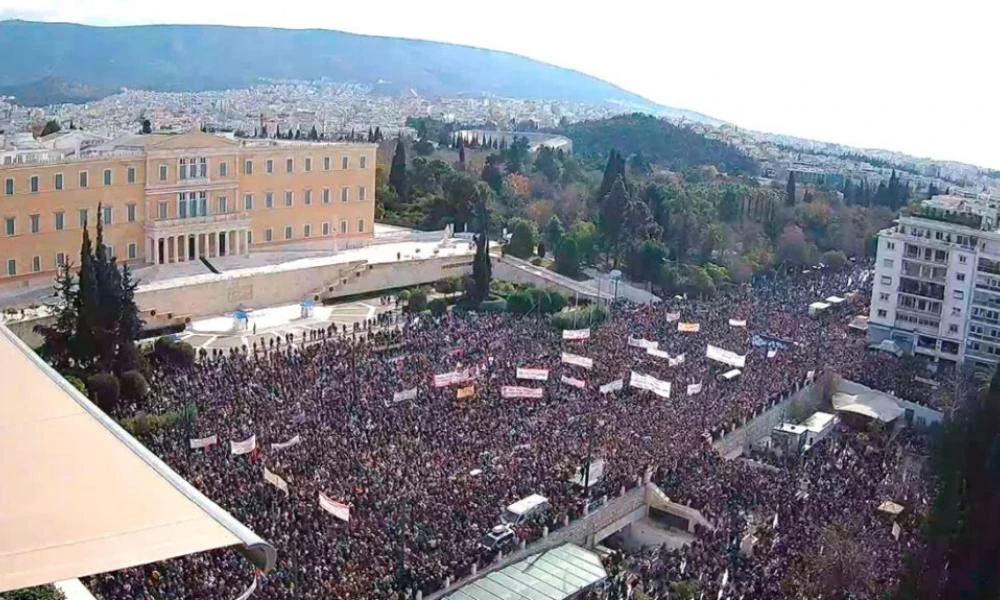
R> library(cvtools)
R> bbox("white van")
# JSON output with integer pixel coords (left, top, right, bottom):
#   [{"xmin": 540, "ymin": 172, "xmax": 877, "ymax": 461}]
[{"xmin": 501, "ymin": 494, "xmax": 550, "ymax": 525}]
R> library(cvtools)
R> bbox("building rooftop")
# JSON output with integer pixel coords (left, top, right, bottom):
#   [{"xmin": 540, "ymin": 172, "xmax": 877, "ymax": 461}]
[{"xmin": 444, "ymin": 544, "xmax": 607, "ymax": 600}]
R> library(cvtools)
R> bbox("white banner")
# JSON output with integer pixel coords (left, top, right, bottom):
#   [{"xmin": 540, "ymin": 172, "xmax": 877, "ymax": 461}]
[
  {"xmin": 628, "ymin": 336, "xmax": 659, "ymax": 350},
  {"xmin": 318, "ymin": 493, "xmax": 350, "ymax": 522},
  {"xmin": 562, "ymin": 328, "xmax": 590, "ymax": 340},
  {"xmin": 392, "ymin": 387, "xmax": 418, "ymax": 403},
  {"xmin": 560, "ymin": 375, "xmax": 586, "ymax": 389},
  {"xmin": 271, "ymin": 434, "xmax": 301, "ymax": 451},
  {"xmin": 189, "ymin": 434, "xmax": 218, "ymax": 450},
  {"xmin": 806, "ymin": 370, "xmax": 816, "ymax": 383},
  {"xmin": 561, "ymin": 352, "xmax": 594, "ymax": 369},
  {"xmin": 230, "ymin": 434, "xmax": 257, "ymax": 456},
  {"xmin": 433, "ymin": 370, "xmax": 470, "ymax": 387},
  {"xmin": 647, "ymin": 347, "xmax": 671, "ymax": 359},
  {"xmin": 705, "ymin": 344, "xmax": 746, "ymax": 369},
  {"xmin": 767, "ymin": 348, "xmax": 778, "ymax": 358},
  {"xmin": 630, "ymin": 371, "xmax": 671, "ymax": 398},
  {"xmin": 502, "ymin": 385, "xmax": 545, "ymax": 399},
  {"xmin": 687, "ymin": 383, "xmax": 703, "ymax": 396},
  {"xmin": 599, "ymin": 379, "xmax": 624, "ymax": 394},
  {"xmin": 666, "ymin": 312, "xmax": 681, "ymax": 322},
  {"xmin": 678, "ymin": 322, "xmax": 701, "ymax": 333},
  {"xmin": 263, "ymin": 466, "xmax": 289, "ymax": 496},
  {"xmin": 668, "ymin": 353, "xmax": 686, "ymax": 367},
  {"xmin": 729, "ymin": 319, "xmax": 747, "ymax": 327},
  {"xmin": 892, "ymin": 522, "xmax": 901, "ymax": 540},
  {"xmin": 516, "ymin": 367, "xmax": 549, "ymax": 381}
]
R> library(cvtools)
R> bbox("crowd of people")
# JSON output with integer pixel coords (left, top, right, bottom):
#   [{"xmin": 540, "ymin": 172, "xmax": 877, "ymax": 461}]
[{"xmin": 85, "ymin": 263, "xmax": 940, "ymax": 599}]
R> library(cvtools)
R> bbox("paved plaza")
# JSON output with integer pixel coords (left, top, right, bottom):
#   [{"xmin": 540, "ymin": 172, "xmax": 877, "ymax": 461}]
[{"xmin": 174, "ymin": 298, "xmax": 394, "ymax": 352}]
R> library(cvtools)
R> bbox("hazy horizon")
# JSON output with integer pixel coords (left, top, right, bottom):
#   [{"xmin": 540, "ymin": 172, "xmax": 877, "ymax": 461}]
[{"xmin": 1, "ymin": 0, "xmax": 998, "ymax": 169}]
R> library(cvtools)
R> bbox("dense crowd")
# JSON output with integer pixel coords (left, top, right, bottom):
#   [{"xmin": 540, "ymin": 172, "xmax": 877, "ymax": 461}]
[{"xmin": 85, "ymin": 264, "xmax": 938, "ymax": 599}]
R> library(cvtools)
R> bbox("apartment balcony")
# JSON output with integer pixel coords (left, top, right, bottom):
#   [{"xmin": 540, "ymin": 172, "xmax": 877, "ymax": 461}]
[{"xmin": 145, "ymin": 211, "xmax": 251, "ymax": 237}]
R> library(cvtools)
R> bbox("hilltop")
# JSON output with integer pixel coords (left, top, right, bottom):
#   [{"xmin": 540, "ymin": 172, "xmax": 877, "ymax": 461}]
[{"xmin": 0, "ymin": 19, "xmax": 666, "ymax": 109}]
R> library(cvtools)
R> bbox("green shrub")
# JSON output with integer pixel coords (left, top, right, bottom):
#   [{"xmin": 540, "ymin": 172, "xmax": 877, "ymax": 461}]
[
  {"xmin": 0, "ymin": 585, "xmax": 65, "ymax": 600},
  {"xmin": 407, "ymin": 289, "xmax": 428, "ymax": 312},
  {"xmin": 65, "ymin": 375, "xmax": 87, "ymax": 395},
  {"xmin": 177, "ymin": 341, "xmax": 196, "ymax": 364},
  {"xmin": 428, "ymin": 297, "xmax": 448, "ymax": 317},
  {"xmin": 398, "ymin": 289, "xmax": 412, "ymax": 303},
  {"xmin": 119, "ymin": 370, "xmax": 150, "ymax": 401},
  {"xmin": 479, "ymin": 297, "xmax": 507, "ymax": 313},
  {"xmin": 548, "ymin": 290, "xmax": 568, "ymax": 313},
  {"xmin": 530, "ymin": 256, "xmax": 543, "ymax": 266},
  {"xmin": 87, "ymin": 372, "xmax": 121, "ymax": 414},
  {"xmin": 120, "ymin": 404, "xmax": 197, "ymax": 437},
  {"xmin": 551, "ymin": 305, "xmax": 609, "ymax": 330},
  {"xmin": 506, "ymin": 290, "xmax": 533, "ymax": 315},
  {"xmin": 530, "ymin": 288, "xmax": 552, "ymax": 314},
  {"xmin": 434, "ymin": 279, "xmax": 456, "ymax": 294}
]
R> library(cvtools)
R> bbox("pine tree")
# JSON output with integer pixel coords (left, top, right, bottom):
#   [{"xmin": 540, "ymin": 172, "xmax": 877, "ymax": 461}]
[
  {"xmin": 33, "ymin": 263, "xmax": 79, "ymax": 370},
  {"xmin": 374, "ymin": 127, "xmax": 383, "ymax": 142},
  {"xmin": 309, "ymin": 125, "xmax": 318, "ymax": 141},
  {"xmin": 785, "ymin": 172, "xmax": 797, "ymax": 206},
  {"xmin": 389, "ymin": 137, "xmax": 408, "ymax": 201},
  {"xmin": 458, "ymin": 138, "xmax": 466, "ymax": 170},
  {"xmin": 367, "ymin": 127, "xmax": 375, "ymax": 142}
]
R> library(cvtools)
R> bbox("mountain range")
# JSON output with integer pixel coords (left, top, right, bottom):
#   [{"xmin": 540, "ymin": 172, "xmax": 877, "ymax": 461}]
[{"xmin": 0, "ymin": 19, "xmax": 712, "ymax": 122}]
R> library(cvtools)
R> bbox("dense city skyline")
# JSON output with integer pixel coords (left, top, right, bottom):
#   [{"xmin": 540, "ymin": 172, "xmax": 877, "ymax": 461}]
[{"xmin": 1, "ymin": 0, "xmax": 998, "ymax": 168}]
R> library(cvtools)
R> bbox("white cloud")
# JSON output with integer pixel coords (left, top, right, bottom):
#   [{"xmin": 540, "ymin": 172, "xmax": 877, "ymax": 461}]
[{"xmin": 1, "ymin": 0, "xmax": 998, "ymax": 167}]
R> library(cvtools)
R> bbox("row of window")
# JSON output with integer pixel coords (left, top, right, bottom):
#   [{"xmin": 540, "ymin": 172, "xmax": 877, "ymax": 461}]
[
  {"xmin": 4, "ymin": 167, "xmax": 138, "ymax": 195},
  {"xmin": 261, "ymin": 219, "xmax": 365, "ymax": 242},
  {"xmin": 3, "ymin": 243, "xmax": 138, "ymax": 276},
  {"xmin": 245, "ymin": 155, "xmax": 367, "ymax": 176},
  {"xmin": 2, "ymin": 153, "xmax": 371, "ymax": 194},
  {"xmin": 4, "ymin": 205, "xmax": 136, "ymax": 236},
  {"xmin": 160, "ymin": 186, "xmax": 368, "ymax": 220}
]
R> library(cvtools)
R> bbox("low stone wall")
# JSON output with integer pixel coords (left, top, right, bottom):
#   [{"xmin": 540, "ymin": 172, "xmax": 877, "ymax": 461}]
[
  {"xmin": 136, "ymin": 253, "xmax": 474, "ymax": 327},
  {"xmin": 711, "ymin": 379, "xmax": 823, "ymax": 458}
]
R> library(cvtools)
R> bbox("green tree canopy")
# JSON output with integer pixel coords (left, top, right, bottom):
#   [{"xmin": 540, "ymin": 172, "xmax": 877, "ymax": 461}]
[
  {"xmin": 40, "ymin": 119, "xmax": 61, "ymax": 137},
  {"xmin": 507, "ymin": 219, "xmax": 537, "ymax": 259}
]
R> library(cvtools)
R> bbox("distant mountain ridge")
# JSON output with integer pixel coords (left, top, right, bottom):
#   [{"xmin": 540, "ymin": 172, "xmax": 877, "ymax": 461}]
[{"xmin": 0, "ymin": 19, "xmax": 684, "ymax": 113}]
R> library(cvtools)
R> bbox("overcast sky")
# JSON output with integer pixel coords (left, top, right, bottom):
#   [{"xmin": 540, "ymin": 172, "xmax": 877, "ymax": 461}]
[{"xmin": 2, "ymin": 0, "xmax": 998, "ymax": 168}]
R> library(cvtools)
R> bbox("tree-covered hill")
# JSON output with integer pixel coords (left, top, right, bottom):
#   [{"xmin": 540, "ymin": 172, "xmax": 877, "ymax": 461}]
[{"xmin": 557, "ymin": 113, "xmax": 757, "ymax": 174}]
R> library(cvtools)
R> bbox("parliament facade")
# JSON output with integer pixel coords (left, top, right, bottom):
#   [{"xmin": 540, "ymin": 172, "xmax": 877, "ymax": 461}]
[{"xmin": 0, "ymin": 131, "xmax": 376, "ymax": 283}]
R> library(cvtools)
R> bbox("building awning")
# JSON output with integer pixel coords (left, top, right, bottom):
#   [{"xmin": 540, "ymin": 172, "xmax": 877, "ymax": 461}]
[
  {"xmin": 445, "ymin": 544, "xmax": 607, "ymax": 600},
  {"xmin": 0, "ymin": 326, "xmax": 275, "ymax": 592},
  {"xmin": 832, "ymin": 391, "xmax": 904, "ymax": 423}
]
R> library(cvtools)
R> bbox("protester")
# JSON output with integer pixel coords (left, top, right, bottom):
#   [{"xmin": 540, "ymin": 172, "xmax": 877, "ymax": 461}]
[{"xmin": 85, "ymin": 263, "xmax": 937, "ymax": 599}]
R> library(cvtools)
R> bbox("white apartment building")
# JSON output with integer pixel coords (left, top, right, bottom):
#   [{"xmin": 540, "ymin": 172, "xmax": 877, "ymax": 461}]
[{"xmin": 868, "ymin": 193, "xmax": 1000, "ymax": 370}]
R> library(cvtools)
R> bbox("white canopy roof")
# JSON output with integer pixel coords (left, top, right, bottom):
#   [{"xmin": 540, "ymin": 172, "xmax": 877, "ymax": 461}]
[{"xmin": 0, "ymin": 326, "xmax": 275, "ymax": 592}]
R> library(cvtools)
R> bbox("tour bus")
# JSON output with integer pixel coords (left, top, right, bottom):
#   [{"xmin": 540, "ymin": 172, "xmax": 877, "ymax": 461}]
[
  {"xmin": 501, "ymin": 494, "xmax": 551, "ymax": 525},
  {"xmin": 717, "ymin": 368, "xmax": 742, "ymax": 382}
]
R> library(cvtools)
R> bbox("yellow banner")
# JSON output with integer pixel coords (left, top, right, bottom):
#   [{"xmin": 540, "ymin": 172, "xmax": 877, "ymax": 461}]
[{"xmin": 456, "ymin": 386, "xmax": 475, "ymax": 399}]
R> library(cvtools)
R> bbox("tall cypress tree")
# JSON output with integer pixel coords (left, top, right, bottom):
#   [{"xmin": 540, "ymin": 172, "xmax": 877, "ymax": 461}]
[
  {"xmin": 785, "ymin": 171, "xmax": 797, "ymax": 206},
  {"xmin": 468, "ymin": 185, "xmax": 493, "ymax": 307},
  {"xmin": 389, "ymin": 137, "xmax": 408, "ymax": 201}
]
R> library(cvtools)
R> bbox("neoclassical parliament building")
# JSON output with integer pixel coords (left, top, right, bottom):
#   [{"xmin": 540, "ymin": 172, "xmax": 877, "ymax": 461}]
[{"xmin": 0, "ymin": 130, "xmax": 376, "ymax": 284}]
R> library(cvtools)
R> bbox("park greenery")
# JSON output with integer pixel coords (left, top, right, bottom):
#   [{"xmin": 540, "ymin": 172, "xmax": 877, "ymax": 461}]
[
  {"xmin": 33, "ymin": 206, "xmax": 194, "ymax": 416},
  {"xmin": 377, "ymin": 114, "xmax": 902, "ymax": 299}
]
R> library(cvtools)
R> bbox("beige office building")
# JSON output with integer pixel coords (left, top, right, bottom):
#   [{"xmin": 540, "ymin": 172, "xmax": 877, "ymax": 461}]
[{"xmin": 0, "ymin": 131, "xmax": 376, "ymax": 288}]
